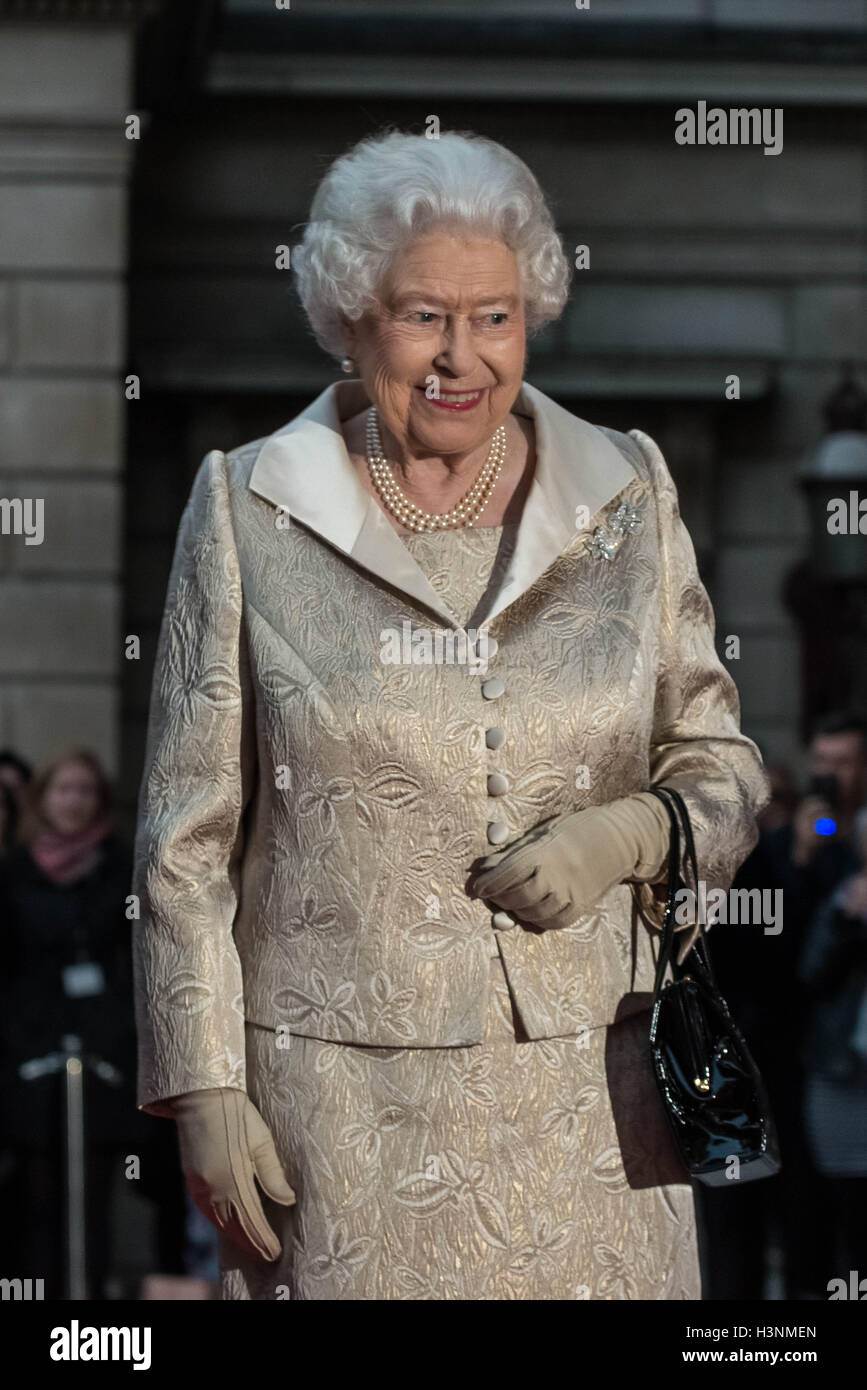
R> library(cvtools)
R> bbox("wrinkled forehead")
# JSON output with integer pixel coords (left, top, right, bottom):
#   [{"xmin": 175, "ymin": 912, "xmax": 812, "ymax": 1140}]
[{"xmin": 379, "ymin": 231, "xmax": 522, "ymax": 299}]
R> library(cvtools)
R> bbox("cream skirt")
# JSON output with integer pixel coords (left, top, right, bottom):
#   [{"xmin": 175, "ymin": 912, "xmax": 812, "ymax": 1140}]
[{"xmin": 219, "ymin": 955, "xmax": 700, "ymax": 1300}]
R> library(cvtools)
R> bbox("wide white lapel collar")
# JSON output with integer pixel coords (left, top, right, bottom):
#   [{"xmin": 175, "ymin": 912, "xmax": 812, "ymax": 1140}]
[
  {"xmin": 247, "ymin": 378, "xmax": 636, "ymax": 632},
  {"xmin": 483, "ymin": 380, "xmax": 636, "ymax": 628},
  {"xmin": 248, "ymin": 380, "xmax": 459, "ymax": 625}
]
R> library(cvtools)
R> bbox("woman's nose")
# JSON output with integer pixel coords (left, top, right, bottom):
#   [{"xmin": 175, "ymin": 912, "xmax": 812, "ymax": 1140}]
[{"xmin": 434, "ymin": 321, "xmax": 478, "ymax": 379}]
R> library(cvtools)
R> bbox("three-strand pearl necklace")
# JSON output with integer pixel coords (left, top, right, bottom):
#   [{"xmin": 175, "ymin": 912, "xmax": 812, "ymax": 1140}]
[{"xmin": 365, "ymin": 406, "xmax": 506, "ymax": 532}]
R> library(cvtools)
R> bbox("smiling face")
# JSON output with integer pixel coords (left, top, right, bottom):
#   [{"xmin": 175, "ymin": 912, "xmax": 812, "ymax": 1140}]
[{"xmin": 342, "ymin": 230, "xmax": 527, "ymax": 462}]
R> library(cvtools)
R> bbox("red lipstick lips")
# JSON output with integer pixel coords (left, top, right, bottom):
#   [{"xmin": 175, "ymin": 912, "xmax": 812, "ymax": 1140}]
[{"xmin": 418, "ymin": 386, "xmax": 486, "ymax": 412}]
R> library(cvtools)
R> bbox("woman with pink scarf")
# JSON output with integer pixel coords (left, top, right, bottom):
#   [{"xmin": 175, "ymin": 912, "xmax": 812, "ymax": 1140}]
[{"xmin": 0, "ymin": 749, "xmax": 140, "ymax": 1299}]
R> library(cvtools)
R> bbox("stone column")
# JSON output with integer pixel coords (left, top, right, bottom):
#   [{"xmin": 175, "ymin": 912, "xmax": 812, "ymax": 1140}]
[{"xmin": 0, "ymin": 8, "xmax": 144, "ymax": 777}]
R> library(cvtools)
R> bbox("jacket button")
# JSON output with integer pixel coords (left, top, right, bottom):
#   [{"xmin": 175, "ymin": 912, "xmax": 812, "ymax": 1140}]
[
  {"xmin": 492, "ymin": 911, "xmax": 515, "ymax": 931},
  {"xmin": 487, "ymin": 772, "xmax": 509, "ymax": 796},
  {"xmin": 487, "ymin": 820, "xmax": 510, "ymax": 845},
  {"xmin": 485, "ymin": 726, "xmax": 506, "ymax": 750},
  {"xmin": 481, "ymin": 677, "xmax": 505, "ymax": 700}
]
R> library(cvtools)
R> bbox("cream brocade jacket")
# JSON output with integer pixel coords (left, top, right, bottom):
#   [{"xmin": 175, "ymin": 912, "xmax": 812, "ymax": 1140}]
[{"xmin": 132, "ymin": 379, "xmax": 769, "ymax": 1116}]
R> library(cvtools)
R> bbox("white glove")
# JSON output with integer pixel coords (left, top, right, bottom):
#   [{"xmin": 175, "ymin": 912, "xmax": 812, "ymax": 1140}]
[
  {"xmin": 170, "ymin": 1087, "xmax": 295, "ymax": 1262},
  {"xmin": 467, "ymin": 793, "xmax": 670, "ymax": 931}
]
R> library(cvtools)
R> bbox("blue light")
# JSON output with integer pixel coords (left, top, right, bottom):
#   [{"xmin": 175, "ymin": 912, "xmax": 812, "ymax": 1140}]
[{"xmin": 815, "ymin": 817, "xmax": 837, "ymax": 837}]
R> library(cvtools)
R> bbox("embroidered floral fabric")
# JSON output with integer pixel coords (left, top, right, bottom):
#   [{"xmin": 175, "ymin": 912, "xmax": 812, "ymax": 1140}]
[
  {"xmin": 221, "ymin": 978, "xmax": 701, "ymax": 1300},
  {"xmin": 131, "ymin": 423, "xmax": 768, "ymax": 1113},
  {"xmin": 131, "ymin": 411, "xmax": 767, "ymax": 1299},
  {"xmin": 220, "ymin": 523, "xmax": 700, "ymax": 1301}
]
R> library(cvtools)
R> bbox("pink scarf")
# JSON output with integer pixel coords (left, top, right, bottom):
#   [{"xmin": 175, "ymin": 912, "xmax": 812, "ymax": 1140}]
[{"xmin": 29, "ymin": 817, "xmax": 113, "ymax": 885}]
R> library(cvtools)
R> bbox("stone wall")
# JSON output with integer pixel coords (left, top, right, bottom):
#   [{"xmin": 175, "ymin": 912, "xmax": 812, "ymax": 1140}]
[
  {"xmin": 3, "ymin": 4, "xmax": 866, "ymax": 816},
  {"xmin": 0, "ymin": 20, "xmax": 135, "ymax": 778},
  {"xmin": 129, "ymin": 102, "xmax": 867, "ymax": 780}
]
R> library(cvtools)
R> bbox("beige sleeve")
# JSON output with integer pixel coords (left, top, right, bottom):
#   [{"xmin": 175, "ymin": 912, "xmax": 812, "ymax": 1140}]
[
  {"xmin": 628, "ymin": 429, "xmax": 771, "ymax": 964},
  {"xmin": 131, "ymin": 450, "xmax": 255, "ymax": 1116}
]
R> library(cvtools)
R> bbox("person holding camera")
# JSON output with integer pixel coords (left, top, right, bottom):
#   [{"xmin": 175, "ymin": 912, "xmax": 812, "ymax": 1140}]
[
  {"xmin": 799, "ymin": 805, "xmax": 867, "ymax": 1281},
  {"xmin": 695, "ymin": 711, "xmax": 867, "ymax": 1299}
]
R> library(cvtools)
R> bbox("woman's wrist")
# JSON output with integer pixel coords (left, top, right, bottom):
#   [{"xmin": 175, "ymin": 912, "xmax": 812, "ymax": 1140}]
[{"xmin": 614, "ymin": 792, "xmax": 672, "ymax": 882}]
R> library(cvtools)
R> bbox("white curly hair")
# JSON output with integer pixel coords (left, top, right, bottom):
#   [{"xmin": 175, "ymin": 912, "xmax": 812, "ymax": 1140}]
[{"xmin": 292, "ymin": 129, "xmax": 572, "ymax": 360}]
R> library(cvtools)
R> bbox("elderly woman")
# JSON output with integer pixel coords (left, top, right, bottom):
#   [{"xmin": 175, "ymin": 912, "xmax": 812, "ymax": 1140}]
[{"xmin": 132, "ymin": 130, "xmax": 768, "ymax": 1301}]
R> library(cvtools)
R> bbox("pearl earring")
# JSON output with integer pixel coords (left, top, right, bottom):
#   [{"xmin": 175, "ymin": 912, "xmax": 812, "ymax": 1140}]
[{"xmin": 340, "ymin": 356, "xmax": 355, "ymax": 374}]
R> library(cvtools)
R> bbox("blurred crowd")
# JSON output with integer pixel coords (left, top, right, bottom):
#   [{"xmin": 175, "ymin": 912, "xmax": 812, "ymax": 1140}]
[
  {"xmin": 0, "ymin": 726, "xmax": 865, "ymax": 1299},
  {"xmin": 696, "ymin": 711, "xmax": 867, "ymax": 1299},
  {"xmin": 0, "ymin": 748, "xmax": 214, "ymax": 1299}
]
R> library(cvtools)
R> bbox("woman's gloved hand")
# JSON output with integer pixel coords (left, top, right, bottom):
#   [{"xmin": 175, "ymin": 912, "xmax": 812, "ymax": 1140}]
[
  {"xmin": 467, "ymin": 792, "xmax": 671, "ymax": 932},
  {"xmin": 169, "ymin": 1087, "xmax": 296, "ymax": 1261}
]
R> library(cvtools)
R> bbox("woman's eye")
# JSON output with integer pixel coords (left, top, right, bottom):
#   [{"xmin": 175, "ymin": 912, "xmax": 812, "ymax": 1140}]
[{"xmin": 404, "ymin": 310, "xmax": 509, "ymax": 326}]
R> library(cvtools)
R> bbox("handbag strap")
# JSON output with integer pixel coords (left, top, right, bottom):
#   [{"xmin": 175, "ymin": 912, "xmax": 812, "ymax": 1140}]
[
  {"xmin": 658, "ymin": 786, "xmax": 718, "ymax": 983},
  {"xmin": 648, "ymin": 786, "xmax": 717, "ymax": 993},
  {"xmin": 648, "ymin": 788, "xmax": 681, "ymax": 996}
]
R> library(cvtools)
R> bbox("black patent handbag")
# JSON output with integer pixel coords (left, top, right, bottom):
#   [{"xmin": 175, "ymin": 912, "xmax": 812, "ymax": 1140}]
[{"xmin": 647, "ymin": 786, "xmax": 782, "ymax": 1186}]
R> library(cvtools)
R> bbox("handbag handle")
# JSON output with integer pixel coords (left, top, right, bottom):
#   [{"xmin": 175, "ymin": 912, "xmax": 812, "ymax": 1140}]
[{"xmin": 647, "ymin": 786, "xmax": 717, "ymax": 996}]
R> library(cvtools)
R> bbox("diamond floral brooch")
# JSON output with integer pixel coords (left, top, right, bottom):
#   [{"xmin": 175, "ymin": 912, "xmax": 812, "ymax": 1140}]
[{"xmin": 589, "ymin": 502, "xmax": 644, "ymax": 562}]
